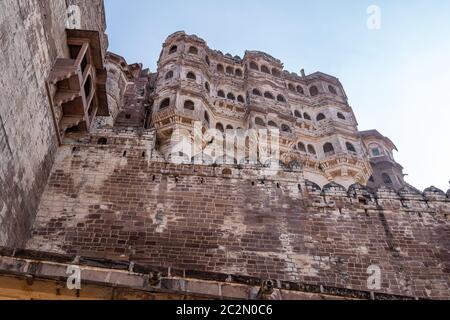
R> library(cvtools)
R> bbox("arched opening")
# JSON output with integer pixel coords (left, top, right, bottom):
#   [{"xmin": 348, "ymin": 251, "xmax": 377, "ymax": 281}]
[
  {"xmin": 252, "ymin": 89, "xmax": 262, "ymax": 96},
  {"xmin": 217, "ymin": 64, "xmax": 224, "ymax": 73},
  {"xmin": 264, "ymin": 92, "xmax": 274, "ymax": 100},
  {"xmin": 255, "ymin": 117, "xmax": 265, "ymax": 127},
  {"xmin": 268, "ymin": 121, "xmax": 278, "ymax": 128},
  {"xmin": 226, "ymin": 125, "xmax": 234, "ymax": 130},
  {"xmin": 382, "ymin": 173, "xmax": 393, "ymax": 184},
  {"xmin": 277, "ymin": 95, "xmax": 286, "ymax": 103},
  {"xmin": 160, "ymin": 98, "xmax": 170, "ymax": 110},
  {"xmin": 323, "ymin": 143, "xmax": 335, "ymax": 155},
  {"xmin": 165, "ymin": 71, "xmax": 174, "ymax": 80},
  {"xmin": 188, "ymin": 46, "xmax": 198, "ymax": 55},
  {"xmin": 97, "ymin": 137, "xmax": 107, "ymax": 145},
  {"xmin": 227, "ymin": 93, "xmax": 236, "ymax": 101},
  {"xmin": 184, "ymin": 100, "xmax": 195, "ymax": 111},
  {"xmin": 294, "ymin": 110, "xmax": 302, "ymax": 118},
  {"xmin": 226, "ymin": 66, "xmax": 234, "ymax": 75},
  {"xmin": 307, "ymin": 145, "xmax": 316, "ymax": 155},
  {"xmin": 216, "ymin": 123, "xmax": 224, "ymax": 133},
  {"xmin": 249, "ymin": 61, "xmax": 259, "ymax": 71},
  {"xmin": 169, "ymin": 45, "xmax": 177, "ymax": 55},
  {"xmin": 237, "ymin": 95, "xmax": 245, "ymax": 103},
  {"xmin": 217, "ymin": 90, "xmax": 225, "ymax": 98},
  {"xmin": 272, "ymin": 68, "xmax": 281, "ymax": 77},
  {"xmin": 204, "ymin": 112, "xmax": 210, "ymax": 126},
  {"xmin": 337, "ymin": 112, "xmax": 346, "ymax": 120},
  {"xmin": 235, "ymin": 69, "xmax": 243, "ymax": 77},
  {"xmin": 186, "ymin": 72, "xmax": 196, "ymax": 80},
  {"xmin": 309, "ymin": 85, "xmax": 319, "ymax": 96},
  {"xmin": 288, "ymin": 84, "xmax": 295, "ymax": 91},
  {"xmin": 281, "ymin": 124, "xmax": 291, "ymax": 133},
  {"xmin": 297, "ymin": 86, "xmax": 304, "ymax": 95},
  {"xmin": 316, "ymin": 113, "xmax": 326, "ymax": 121},
  {"xmin": 328, "ymin": 85, "xmax": 337, "ymax": 95},
  {"xmin": 303, "ymin": 113, "xmax": 311, "ymax": 121},
  {"xmin": 261, "ymin": 65, "xmax": 270, "ymax": 74},
  {"xmin": 346, "ymin": 142, "xmax": 356, "ymax": 153},
  {"xmin": 298, "ymin": 142, "xmax": 306, "ymax": 153},
  {"xmin": 205, "ymin": 82, "xmax": 210, "ymax": 93},
  {"xmin": 205, "ymin": 56, "xmax": 210, "ymax": 66}
]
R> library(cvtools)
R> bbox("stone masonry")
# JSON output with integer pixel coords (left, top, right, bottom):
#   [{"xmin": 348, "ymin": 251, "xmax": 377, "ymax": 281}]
[{"xmin": 0, "ymin": 1, "xmax": 449, "ymax": 300}]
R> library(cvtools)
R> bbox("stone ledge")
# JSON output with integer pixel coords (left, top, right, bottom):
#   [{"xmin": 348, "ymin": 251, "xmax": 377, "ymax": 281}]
[{"xmin": 0, "ymin": 247, "xmax": 418, "ymax": 300}]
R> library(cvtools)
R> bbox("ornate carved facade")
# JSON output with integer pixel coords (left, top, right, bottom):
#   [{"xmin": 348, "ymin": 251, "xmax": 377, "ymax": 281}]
[
  {"xmin": 0, "ymin": 3, "xmax": 449, "ymax": 300},
  {"xmin": 150, "ymin": 32, "xmax": 382, "ymax": 189}
]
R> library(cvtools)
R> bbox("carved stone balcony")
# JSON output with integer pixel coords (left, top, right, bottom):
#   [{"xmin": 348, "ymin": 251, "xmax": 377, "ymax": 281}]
[{"xmin": 46, "ymin": 29, "xmax": 109, "ymax": 143}]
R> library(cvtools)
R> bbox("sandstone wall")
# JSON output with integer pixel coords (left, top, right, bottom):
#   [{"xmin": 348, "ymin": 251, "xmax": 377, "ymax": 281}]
[
  {"xmin": 0, "ymin": 0, "xmax": 107, "ymax": 246},
  {"xmin": 27, "ymin": 131, "xmax": 450, "ymax": 299}
]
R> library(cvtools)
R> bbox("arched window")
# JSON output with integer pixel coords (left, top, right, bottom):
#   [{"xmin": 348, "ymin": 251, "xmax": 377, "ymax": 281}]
[
  {"xmin": 369, "ymin": 176, "xmax": 375, "ymax": 183},
  {"xmin": 370, "ymin": 144, "xmax": 382, "ymax": 157},
  {"xmin": 288, "ymin": 84, "xmax": 295, "ymax": 91},
  {"xmin": 277, "ymin": 95, "xmax": 286, "ymax": 103},
  {"xmin": 252, "ymin": 89, "xmax": 262, "ymax": 96},
  {"xmin": 186, "ymin": 72, "xmax": 196, "ymax": 80},
  {"xmin": 303, "ymin": 112, "xmax": 311, "ymax": 120},
  {"xmin": 184, "ymin": 100, "xmax": 195, "ymax": 111},
  {"xmin": 169, "ymin": 45, "xmax": 177, "ymax": 54},
  {"xmin": 165, "ymin": 71, "xmax": 174, "ymax": 80},
  {"xmin": 382, "ymin": 173, "xmax": 393, "ymax": 184},
  {"xmin": 205, "ymin": 56, "xmax": 210, "ymax": 66},
  {"xmin": 268, "ymin": 121, "xmax": 278, "ymax": 128},
  {"xmin": 227, "ymin": 93, "xmax": 236, "ymax": 101},
  {"xmin": 255, "ymin": 117, "xmax": 265, "ymax": 126},
  {"xmin": 205, "ymin": 82, "xmax": 210, "ymax": 93},
  {"xmin": 261, "ymin": 65, "xmax": 270, "ymax": 74},
  {"xmin": 337, "ymin": 112, "xmax": 346, "ymax": 120},
  {"xmin": 323, "ymin": 143, "xmax": 335, "ymax": 154},
  {"xmin": 188, "ymin": 46, "xmax": 198, "ymax": 55},
  {"xmin": 217, "ymin": 64, "xmax": 224, "ymax": 73},
  {"xmin": 294, "ymin": 110, "xmax": 302, "ymax": 118},
  {"xmin": 217, "ymin": 90, "xmax": 225, "ymax": 98},
  {"xmin": 316, "ymin": 113, "xmax": 326, "ymax": 121},
  {"xmin": 328, "ymin": 85, "xmax": 337, "ymax": 95},
  {"xmin": 160, "ymin": 98, "xmax": 170, "ymax": 110},
  {"xmin": 272, "ymin": 68, "xmax": 281, "ymax": 77},
  {"xmin": 237, "ymin": 95, "xmax": 245, "ymax": 103},
  {"xmin": 226, "ymin": 125, "xmax": 234, "ymax": 130},
  {"xmin": 346, "ymin": 142, "xmax": 356, "ymax": 153},
  {"xmin": 216, "ymin": 123, "xmax": 224, "ymax": 132},
  {"xmin": 309, "ymin": 85, "xmax": 319, "ymax": 96},
  {"xmin": 204, "ymin": 112, "xmax": 210, "ymax": 125},
  {"xmin": 235, "ymin": 69, "xmax": 243, "ymax": 77},
  {"xmin": 297, "ymin": 86, "xmax": 305, "ymax": 95},
  {"xmin": 264, "ymin": 92, "xmax": 274, "ymax": 100},
  {"xmin": 308, "ymin": 145, "xmax": 316, "ymax": 155},
  {"xmin": 249, "ymin": 61, "xmax": 259, "ymax": 70},
  {"xmin": 297, "ymin": 142, "xmax": 306, "ymax": 153},
  {"xmin": 281, "ymin": 124, "xmax": 291, "ymax": 133},
  {"xmin": 226, "ymin": 66, "xmax": 234, "ymax": 75}
]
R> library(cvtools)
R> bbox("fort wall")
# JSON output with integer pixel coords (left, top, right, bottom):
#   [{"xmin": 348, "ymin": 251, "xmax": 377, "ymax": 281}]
[
  {"xmin": 27, "ymin": 130, "xmax": 450, "ymax": 299},
  {"xmin": 0, "ymin": 0, "xmax": 107, "ymax": 246}
]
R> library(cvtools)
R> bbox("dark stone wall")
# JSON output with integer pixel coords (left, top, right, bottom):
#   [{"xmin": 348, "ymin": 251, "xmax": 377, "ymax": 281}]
[{"xmin": 27, "ymin": 132, "xmax": 450, "ymax": 299}]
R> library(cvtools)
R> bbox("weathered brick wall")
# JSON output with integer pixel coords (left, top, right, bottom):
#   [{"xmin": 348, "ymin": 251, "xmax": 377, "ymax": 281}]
[
  {"xmin": 27, "ymin": 132, "xmax": 450, "ymax": 299},
  {"xmin": 0, "ymin": 0, "xmax": 107, "ymax": 246}
]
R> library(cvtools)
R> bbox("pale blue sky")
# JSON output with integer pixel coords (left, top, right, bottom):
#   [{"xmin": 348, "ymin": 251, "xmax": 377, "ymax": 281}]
[{"xmin": 104, "ymin": 0, "xmax": 450, "ymax": 192}]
